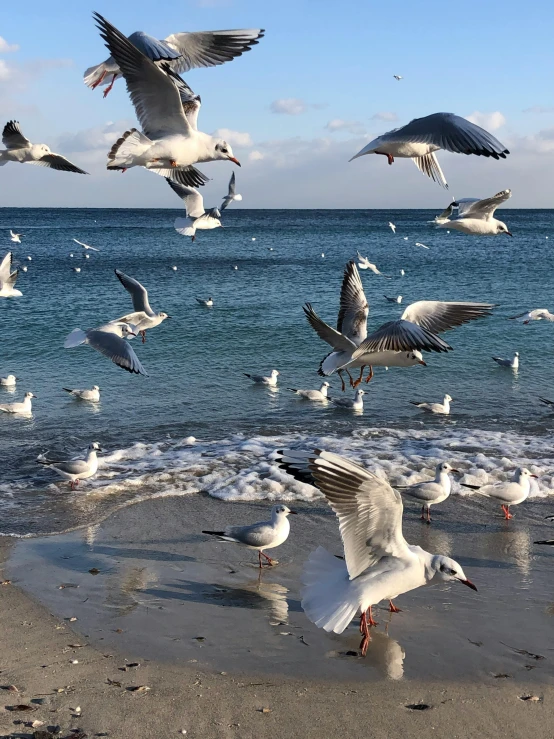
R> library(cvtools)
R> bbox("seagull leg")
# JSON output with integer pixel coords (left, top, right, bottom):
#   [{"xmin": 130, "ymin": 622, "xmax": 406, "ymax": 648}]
[
  {"xmin": 389, "ymin": 600, "xmax": 402, "ymax": 613},
  {"xmin": 352, "ymin": 366, "xmax": 365, "ymax": 388},
  {"xmin": 338, "ymin": 371, "xmax": 346, "ymax": 393},
  {"xmin": 258, "ymin": 551, "xmax": 263, "ymax": 569},
  {"xmin": 366, "ymin": 606, "xmax": 379, "ymax": 628},
  {"xmin": 365, "ymin": 366, "xmax": 374, "ymax": 383},
  {"xmin": 426, "ymin": 506, "xmax": 432, "ymax": 524},
  {"xmin": 170, "ymin": 160, "xmax": 178, "ymax": 167},
  {"xmin": 359, "ymin": 612, "xmax": 371, "ymax": 656},
  {"xmin": 102, "ymin": 74, "xmax": 117, "ymax": 98},
  {"xmin": 70, "ymin": 479, "xmax": 80, "ymax": 491},
  {"xmin": 346, "ymin": 368, "xmax": 355, "ymax": 387},
  {"xmin": 261, "ymin": 551, "xmax": 274, "ymax": 566},
  {"xmin": 387, "ymin": 154, "xmax": 394, "ymax": 165},
  {"xmin": 501, "ymin": 504, "xmax": 513, "ymax": 520},
  {"xmin": 421, "ymin": 505, "xmax": 426, "ymax": 521},
  {"xmin": 91, "ymin": 71, "xmax": 106, "ymax": 89},
  {"xmin": 141, "ymin": 330, "xmax": 146, "ymax": 344}
]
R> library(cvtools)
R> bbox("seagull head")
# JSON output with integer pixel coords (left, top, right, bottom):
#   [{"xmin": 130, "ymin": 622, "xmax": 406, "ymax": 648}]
[
  {"xmin": 514, "ymin": 467, "xmax": 538, "ymax": 482},
  {"xmin": 90, "ymin": 441, "xmax": 103, "ymax": 452},
  {"xmin": 214, "ymin": 140, "xmax": 241, "ymax": 166},
  {"xmin": 410, "ymin": 350, "xmax": 427, "ymax": 366},
  {"xmin": 272, "ymin": 504, "xmax": 297, "ymax": 518},
  {"xmin": 496, "ymin": 221, "xmax": 512, "ymax": 236},
  {"xmin": 431, "ymin": 555, "xmax": 477, "ymax": 591},
  {"xmin": 444, "ymin": 394, "xmax": 453, "ymax": 403},
  {"xmin": 120, "ymin": 323, "xmax": 137, "ymax": 338},
  {"xmin": 158, "ymin": 312, "xmax": 170, "ymax": 321},
  {"xmin": 92, "ymin": 385, "xmax": 100, "ymax": 391},
  {"xmin": 271, "ymin": 370, "xmax": 280, "ymax": 378},
  {"xmin": 25, "ymin": 392, "xmax": 36, "ymax": 399},
  {"xmin": 437, "ymin": 462, "xmax": 460, "ymax": 476}
]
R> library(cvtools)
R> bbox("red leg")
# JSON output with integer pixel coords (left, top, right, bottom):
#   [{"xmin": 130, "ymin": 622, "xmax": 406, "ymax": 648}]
[
  {"xmin": 387, "ymin": 154, "xmax": 394, "ymax": 165},
  {"xmin": 389, "ymin": 600, "xmax": 402, "ymax": 613},
  {"xmin": 426, "ymin": 507, "xmax": 432, "ymax": 524},
  {"xmin": 366, "ymin": 606, "xmax": 379, "ymax": 628},
  {"xmin": 346, "ymin": 368, "xmax": 355, "ymax": 387},
  {"xmin": 359, "ymin": 611, "xmax": 371, "ymax": 655},
  {"xmin": 365, "ymin": 366, "xmax": 374, "ymax": 383},
  {"xmin": 258, "ymin": 551, "xmax": 263, "ymax": 569},
  {"xmin": 91, "ymin": 71, "xmax": 106, "ymax": 90},
  {"xmin": 421, "ymin": 504, "xmax": 426, "ymax": 521},
  {"xmin": 352, "ymin": 366, "xmax": 365, "ymax": 388},
  {"xmin": 102, "ymin": 74, "xmax": 117, "ymax": 98},
  {"xmin": 501, "ymin": 505, "xmax": 513, "ymax": 520},
  {"xmin": 141, "ymin": 330, "xmax": 146, "ymax": 344},
  {"xmin": 261, "ymin": 551, "xmax": 274, "ymax": 566}
]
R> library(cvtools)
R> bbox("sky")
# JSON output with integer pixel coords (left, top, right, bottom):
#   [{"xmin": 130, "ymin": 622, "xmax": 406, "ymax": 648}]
[{"xmin": 1, "ymin": 0, "xmax": 554, "ymax": 208}]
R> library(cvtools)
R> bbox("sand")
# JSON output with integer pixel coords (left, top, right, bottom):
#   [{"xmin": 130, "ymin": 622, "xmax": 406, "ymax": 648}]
[{"xmin": 1, "ymin": 493, "xmax": 554, "ymax": 738}]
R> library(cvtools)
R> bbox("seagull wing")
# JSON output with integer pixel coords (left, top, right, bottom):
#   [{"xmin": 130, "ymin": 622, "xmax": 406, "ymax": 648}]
[
  {"xmin": 412, "ymin": 152, "xmax": 448, "ymax": 188},
  {"xmin": 114, "ymin": 269, "xmax": 153, "ymax": 315},
  {"xmin": 2, "ymin": 120, "xmax": 31, "ymax": 149},
  {"xmin": 86, "ymin": 329, "xmax": 147, "ymax": 376},
  {"xmin": 278, "ymin": 449, "xmax": 410, "ymax": 579},
  {"xmin": 458, "ymin": 189, "xmax": 511, "ymax": 220},
  {"xmin": 303, "ymin": 303, "xmax": 357, "ymax": 352},
  {"xmin": 401, "ymin": 301, "xmax": 495, "ymax": 333},
  {"xmin": 0, "ymin": 252, "xmax": 13, "ymax": 282},
  {"xmin": 28, "ymin": 153, "xmax": 88, "ymax": 174},
  {"xmin": 93, "ymin": 12, "xmax": 192, "ymax": 139},
  {"xmin": 163, "ymin": 29, "xmax": 264, "ymax": 74},
  {"xmin": 220, "ymin": 171, "xmax": 236, "ymax": 210},
  {"xmin": 337, "ymin": 261, "xmax": 369, "ymax": 345},
  {"xmin": 165, "ymin": 179, "xmax": 205, "ymax": 217},
  {"xmin": 163, "ymin": 67, "xmax": 201, "ymax": 130}
]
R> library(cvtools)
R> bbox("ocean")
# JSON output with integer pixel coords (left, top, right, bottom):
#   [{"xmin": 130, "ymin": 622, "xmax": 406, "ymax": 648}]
[{"xmin": 1, "ymin": 207, "xmax": 554, "ymax": 537}]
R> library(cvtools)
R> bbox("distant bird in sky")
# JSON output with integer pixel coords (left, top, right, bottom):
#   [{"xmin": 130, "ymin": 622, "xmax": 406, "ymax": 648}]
[
  {"xmin": 388, "ymin": 222, "xmax": 396, "ymax": 233},
  {"xmin": 393, "ymin": 74, "xmax": 403, "ymax": 81},
  {"xmin": 9, "ymin": 230, "xmax": 22, "ymax": 243},
  {"xmin": 0, "ymin": 121, "xmax": 88, "ymax": 174},
  {"xmin": 349, "ymin": 112, "xmax": 509, "ymax": 189},
  {"xmin": 435, "ymin": 190, "xmax": 512, "ymax": 236},
  {"xmin": 73, "ymin": 238, "xmax": 100, "ymax": 251},
  {"xmin": 221, "ymin": 171, "xmax": 242, "ymax": 210}
]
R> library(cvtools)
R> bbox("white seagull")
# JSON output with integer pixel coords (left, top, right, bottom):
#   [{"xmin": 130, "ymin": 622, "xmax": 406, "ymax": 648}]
[
  {"xmin": 0, "ymin": 251, "xmax": 22, "ymax": 297},
  {"xmin": 113, "ymin": 269, "xmax": 169, "ymax": 342},
  {"xmin": 64, "ymin": 322, "xmax": 147, "ymax": 376},
  {"xmin": 244, "ymin": 369, "xmax": 279, "ymax": 386},
  {"xmin": 277, "ymin": 449, "xmax": 477, "ymax": 655},
  {"xmin": 0, "ymin": 374, "xmax": 17, "ymax": 387},
  {"xmin": 287, "ymin": 381, "xmax": 330, "ymax": 402},
  {"xmin": 388, "ymin": 222, "xmax": 396, "ymax": 233},
  {"xmin": 73, "ymin": 238, "xmax": 100, "ymax": 252},
  {"xmin": 356, "ymin": 251, "xmax": 390, "ymax": 277},
  {"xmin": 0, "ymin": 121, "xmax": 88, "ymax": 174},
  {"xmin": 94, "ymin": 13, "xmax": 241, "ymax": 184},
  {"xmin": 63, "ymin": 385, "xmax": 101, "ymax": 402},
  {"xmin": 410, "ymin": 394, "xmax": 452, "ymax": 415},
  {"xmin": 168, "ymin": 180, "xmax": 222, "ymax": 241},
  {"xmin": 72, "ymin": 267, "xmax": 82, "ymax": 273},
  {"xmin": 435, "ymin": 189, "xmax": 512, "ymax": 236},
  {"xmin": 393, "ymin": 75, "xmax": 403, "ymax": 81},
  {"xmin": 221, "ymin": 171, "xmax": 242, "ymax": 209},
  {"xmin": 202, "ymin": 504, "xmax": 296, "ymax": 568},
  {"xmin": 304, "ymin": 261, "xmax": 492, "ymax": 389},
  {"xmin": 384, "ymin": 294, "xmax": 402, "ymax": 303},
  {"xmin": 492, "ymin": 351, "xmax": 519, "ymax": 369},
  {"xmin": 329, "ymin": 388, "xmax": 365, "ymax": 410},
  {"xmin": 9, "ymin": 230, "xmax": 22, "ymax": 243},
  {"xmin": 414, "ymin": 242, "xmax": 430, "ymax": 249},
  {"xmin": 398, "ymin": 462, "xmax": 459, "ymax": 523},
  {"xmin": 0, "ymin": 391, "xmax": 35, "ymax": 414},
  {"xmin": 85, "ymin": 25, "xmax": 263, "ymax": 97},
  {"xmin": 509, "ymin": 309, "xmax": 554, "ymax": 323},
  {"xmin": 196, "ymin": 297, "xmax": 213, "ymax": 307},
  {"xmin": 461, "ymin": 468, "xmax": 537, "ymax": 520},
  {"xmin": 38, "ymin": 442, "xmax": 102, "ymax": 490},
  {"xmin": 350, "ymin": 112, "xmax": 509, "ymax": 189}
]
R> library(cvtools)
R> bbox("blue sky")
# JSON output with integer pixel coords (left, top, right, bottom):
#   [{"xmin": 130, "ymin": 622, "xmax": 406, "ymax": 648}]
[{"xmin": 1, "ymin": 0, "xmax": 554, "ymax": 207}]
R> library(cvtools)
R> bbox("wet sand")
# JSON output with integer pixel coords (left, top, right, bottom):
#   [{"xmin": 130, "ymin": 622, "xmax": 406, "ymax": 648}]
[{"xmin": 2, "ymin": 492, "xmax": 554, "ymax": 737}]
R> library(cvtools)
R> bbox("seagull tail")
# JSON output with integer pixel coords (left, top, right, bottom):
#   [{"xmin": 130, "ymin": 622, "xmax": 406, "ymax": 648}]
[
  {"xmin": 64, "ymin": 329, "xmax": 87, "ymax": 349},
  {"xmin": 320, "ymin": 351, "xmax": 352, "ymax": 376},
  {"xmin": 534, "ymin": 540, "xmax": 554, "ymax": 546},
  {"xmin": 0, "ymin": 152, "xmax": 7, "ymax": 165},
  {"xmin": 301, "ymin": 546, "xmax": 359, "ymax": 635},
  {"xmin": 412, "ymin": 153, "xmax": 448, "ymax": 189},
  {"xmin": 83, "ymin": 62, "xmax": 111, "ymax": 89},
  {"xmin": 107, "ymin": 129, "xmax": 152, "ymax": 169},
  {"xmin": 174, "ymin": 218, "xmax": 196, "ymax": 237},
  {"xmin": 62, "ymin": 388, "xmax": 75, "ymax": 395}
]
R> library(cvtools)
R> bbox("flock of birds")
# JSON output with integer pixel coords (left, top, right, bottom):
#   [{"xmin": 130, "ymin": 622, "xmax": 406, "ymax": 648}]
[{"xmin": 1, "ymin": 12, "xmax": 553, "ymax": 656}]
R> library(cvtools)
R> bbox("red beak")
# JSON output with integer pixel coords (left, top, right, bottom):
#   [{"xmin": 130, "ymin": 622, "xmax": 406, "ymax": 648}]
[
  {"xmin": 459, "ymin": 578, "xmax": 477, "ymax": 591},
  {"xmin": 530, "ymin": 474, "xmax": 539, "ymax": 478},
  {"xmin": 229, "ymin": 157, "xmax": 241, "ymax": 167},
  {"xmin": 418, "ymin": 360, "xmax": 427, "ymax": 366},
  {"xmin": 505, "ymin": 231, "xmax": 513, "ymax": 237}
]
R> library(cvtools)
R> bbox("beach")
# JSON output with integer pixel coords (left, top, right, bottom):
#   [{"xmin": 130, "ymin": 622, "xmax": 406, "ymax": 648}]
[{"xmin": 2, "ymin": 493, "xmax": 554, "ymax": 738}]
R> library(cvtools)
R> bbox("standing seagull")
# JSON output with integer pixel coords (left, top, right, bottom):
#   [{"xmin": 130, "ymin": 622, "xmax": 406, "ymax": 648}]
[
  {"xmin": 0, "ymin": 252, "xmax": 22, "ymax": 297},
  {"xmin": 435, "ymin": 189, "xmax": 512, "ymax": 236},
  {"xmin": 349, "ymin": 112, "xmax": 509, "ymax": 189},
  {"xmin": 244, "ymin": 369, "xmax": 279, "ymax": 386},
  {"xmin": 277, "ymin": 449, "xmax": 476, "ymax": 655},
  {"xmin": 113, "ymin": 269, "xmax": 169, "ymax": 342},
  {"xmin": 85, "ymin": 26, "xmax": 263, "ymax": 97},
  {"xmin": 462, "ymin": 468, "xmax": 537, "ymax": 520},
  {"xmin": 93, "ymin": 13, "xmax": 241, "ymax": 182},
  {"xmin": 410, "ymin": 394, "xmax": 452, "ymax": 415},
  {"xmin": 492, "ymin": 352, "xmax": 519, "ymax": 369},
  {"xmin": 64, "ymin": 322, "xmax": 147, "ymax": 376},
  {"xmin": 9, "ymin": 230, "xmax": 22, "ymax": 243},
  {"xmin": 38, "ymin": 442, "xmax": 102, "ymax": 490},
  {"xmin": 0, "ymin": 391, "xmax": 35, "ymax": 414},
  {"xmin": 356, "ymin": 251, "xmax": 390, "ymax": 277},
  {"xmin": 0, "ymin": 121, "xmax": 88, "ymax": 174},
  {"xmin": 73, "ymin": 238, "xmax": 100, "ymax": 252},
  {"xmin": 398, "ymin": 462, "xmax": 459, "ymax": 523},
  {"xmin": 202, "ymin": 504, "xmax": 296, "ymax": 567}
]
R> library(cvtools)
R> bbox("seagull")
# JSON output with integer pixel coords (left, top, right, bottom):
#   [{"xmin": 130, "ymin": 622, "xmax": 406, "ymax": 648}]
[
  {"xmin": 0, "ymin": 251, "xmax": 22, "ymax": 297},
  {"xmin": 171, "ymin": 265, "xmax": 178, "ymax": 271},
  {"xmin": 349, "ymin": 112, "xmax": 509, "ymax": 189},
  {"xmin": 388, "ymin": 222, "xmax": 396, "ymax": 233},
  {"xmin": 85, "ymin": 25, "xmax": 263, "ymax": 97},
  {"xmin": 21, "ymin": 266, "xmax": 28, "ymax": 272},
  {"xmin": 414, "ymin": 242, "xmax": 430, "ymax": 249},
  {"xmin": 38, "ymin": 442, "xmax": 102, "ymax": 490},
  {"xmin": 329, "ymin": 388, "xmax": 365, "ymax": 410},
  {"xmin": 63, "ymin": 385, "xmax": 101, "ymax": 402},
  {"xmin": 196, "ymin": 297, "xmax": 213, "ymax": 307},
  {"xmin": 64, "ymin": 322, "xmax": 147, "ymax": 376},
  {"xmin": 0, "ymin": 121, "xmax": 88, "ymax": 174},
  {"xmin": 356, "ymin": 251, "xmax": 391, "ymax": 277},
  {"xmin": 168, "ymin": 180, "xmax": 222, "ymax": 241},
  {"xmin": 304, "ymin": 261, "xmax": 492, "ymax": 389},
  {"xmin": 9, "ymin": 230, "xmax": 22, "ymax": 243},
  {"xmin": 534, "ymin": 515, "xmax": 554, "ymax": 546},
  {"xmin": 410, "ymin": 394, "xmax": 452, "ymax": 415},
  {"xmin": 509, "ymin": 309, "xmax": 554, "ymax": 323},
  {"xmin": 461, "ymin": 468, "xmax": 537, "ymax": 520},
  {"xmin": 72, "ymin": 267, "xmax": 82, "ymax": 273},
  {"xmin": 93, "ymin": 13, "xmax": 241, "ymax": 185},
  {"xmin": 384, "ymin": 295, "xmax": 402, "ymax": 303},
  {"xmin": 202, "ymin": 504, "xmax": 296, "ymax": 568},
  {"xmin": 287, "ymin": 381, "xmax": 330, "ymax": 402},
  {"xmin": 113, "ymin": 269, "xmax": 169, "ymax": 342},
  {"xmin": 85, "ymin": 254, "xmax": 90, "ymax": 259},
  {"xmin": 221, "ymin": 171, "xmax": 242, "ymax": 209},
  {"xmin": 398, "ymin": 462, "xmax": 459, "ymax": 523},
  {"xmin": 400, "ymin": 269, "xmax": 405, "ymax": 276},
  {"xmin": 435, "ymin": 189, "xmax": 512, "ymax": 236},
  {"xmin": 0, "ymin": 391, "xmax": 35, "ymax": 414},
  {"xmin": 26, "ymin": 256, "xmax": 32, "ymax": 261},
  {"xmin": 492, "ymin": 352, "xmax": 519, "ymax": 369},
  {"xmin": 393, "ymin": 75, "xmax": 403, "ymax": 81},
  {"xmin": 73, "ymin": 238, "xmax": 100, "ymax": 251},
  {"xmin": 244, "ymin": 369, "xmax": 279, "ymax": 386},
  {"xmin": 277, "ymin": 449, "xmax": 477, "ymax": 655},
  {"xmin": 0, "ymin": 374, "xmax": 17, "ymax": 387}
]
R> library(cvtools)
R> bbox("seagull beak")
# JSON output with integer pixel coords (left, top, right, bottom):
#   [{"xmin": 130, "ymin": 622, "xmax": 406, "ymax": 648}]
[
  {"xmin": 129, "ymin": 331, "xmax": 137, "ymax": 337},
  {"xmin": 450, "ymin": 469, "xmax": 461, "ymax": 474},
  {"xmin": 505, "ymin": 231, "xmax": 513, "ymax": 237},
  {"xmin": 530, "ymin": 474, "xmax": 539, "ymax": 478},
  {"xmin": 228, "ymin": 157, "xmax": 241, "ymax": 167},
  {"xmin": 458, "ymin": 578, "xmax": 477, "ymax": 591},
  {"xmin": 288, "ymin": 510, "xmax": 298, "ymax": 515},
  {"xmin": 418, "ymin": 359, "xmax": 427, "ymax": 366}
]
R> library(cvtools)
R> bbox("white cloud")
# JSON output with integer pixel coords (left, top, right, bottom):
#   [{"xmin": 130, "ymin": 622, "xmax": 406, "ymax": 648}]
[
  {"xmin": 325, "ymin": 119, "xmax": 366, "ymax": 135},
  {"xmin": 248, "ymin": 150, "xmax": 265, "ymax": 161},
  {"xmin": 523, "ymin": 106, "xmax": 554, "ymax": 114},
  {"xmin": 212, "ymin": 128, "xmax": 253, "ymax": 147},
  {"xmin": 270, "ymin": 98, "xmax": 307, "ymax": 115},
  {"xmin": 467, "ymin": 111, "xmax": 506, "ymax": 131},
  {"xmin": 0, "ymin": 37, "xmax": 19, "ymax": 54},
  {"xmin": 56, "ymin": 120, "xmax": 133, "ymax": 153},
  {"xmin": 0, "ymin": 60, "xmax": 11, "ymax": 81},
  {"xmin": 371, "ymin": 111, "xmax": 398, "ymax": 122}
]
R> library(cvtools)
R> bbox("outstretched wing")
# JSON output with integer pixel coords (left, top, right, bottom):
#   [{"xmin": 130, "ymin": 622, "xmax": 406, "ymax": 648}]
[
  {"xmin": 2, "ymin": 120, "xmax": 31, "ymax": 149},
  {"xmin": 114, "ymin": 269, "xmax": 153, "ymax": 315},
  {"xmin": 163, "ymin": 29, "xmax": 264, "ymax": 74},
  {"xmin": 458, "ymin": 189, "xmax": 511, "ymax": 220},
  {"xmin": 337, "ymin": 261, "xmax": 368, "ymax": 345},
  {"xmin": 303, "ymin": 303, "xmax": 357, "ymax": 352},
  {"xmin": 165, "ymin": 179, "xmax": 205, "ymax": 218},
  {"xmin": 28, "ymin": 153, "xmax": 88, "ymax": 174},
  {"xmin": 401, "ymin": 301, "xmax": 495, "ymax": 333},
  {"xmin": 86, "ymin": 329, "xmax": 147, "ymax": 376}
]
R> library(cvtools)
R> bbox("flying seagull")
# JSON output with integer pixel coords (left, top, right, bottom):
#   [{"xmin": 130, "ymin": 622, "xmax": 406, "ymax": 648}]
[
  {"xmin": 113, "ymin": 269, "xmax": 169, "ymax": 342},
  {"xmin": 435, "ymin": 189, "xmax": 512, "ymax": 236},
  {"xmin": 73, "ymin": 238, "xmax": 100, "ymax": 251},
  {"xmin": 0, "ymin": 121, "xmax": 88, "ymax": 174},
  {"xmin": 64, "ymin": 322, "xmax": 147, "ymax": 376},
  {"xmin": 0, "ymin": 251, "xmax": 22, "ymax": 297}
]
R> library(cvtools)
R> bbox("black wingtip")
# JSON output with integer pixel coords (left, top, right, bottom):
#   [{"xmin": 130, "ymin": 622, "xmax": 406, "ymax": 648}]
[{"xmin": 202, "ymin": 530, "xmax": 225, "ymax": 536}]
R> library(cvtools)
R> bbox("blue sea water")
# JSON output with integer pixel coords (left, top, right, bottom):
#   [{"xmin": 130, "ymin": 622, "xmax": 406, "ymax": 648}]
[{"xmin": 1, "ymin": 207, "xmax": 554, "ymax": 536}]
